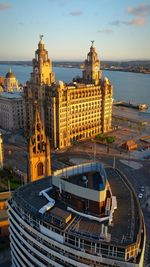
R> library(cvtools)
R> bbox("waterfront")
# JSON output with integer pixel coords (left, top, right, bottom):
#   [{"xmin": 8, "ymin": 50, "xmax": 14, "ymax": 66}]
[{"xmin": 0, "ymin": 64, "xmax": 150, "ymax": 105}]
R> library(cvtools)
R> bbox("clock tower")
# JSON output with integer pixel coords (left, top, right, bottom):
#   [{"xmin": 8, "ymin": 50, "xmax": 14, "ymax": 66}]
[
  {"xmin": 83, "ymin": 41, "xmax": 101, "ymax": 85},
  {"xmin": 32, "ymin": 35, "xmax": 55, "ymax": 86},
  {"xmin": 24, "ymin": 36, "xmax": 55, "ymax": 138}
]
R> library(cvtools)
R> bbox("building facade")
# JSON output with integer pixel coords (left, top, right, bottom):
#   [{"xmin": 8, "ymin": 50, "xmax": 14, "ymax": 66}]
[
  {"xmin": 0, "ymin": 191, "xmax": 11, "ymax": 238},
  {"xmin": 0, "ymin": 92, "xmax": 25, "ymax": 130},
  {"xmin": 4, "ymin": 69, "xmax": 19, "ymax": 92},
  {"xmin": 24, "ymin": 38, "xmax": 112, "ymax": 149},
  {"xmin": 28, "ymin": 106, "xmax": 51, "ymax": 182},
  {"xmin": 8, "ymin": 162, "xmax": 146, "ymax": 267},
  {"xmin": 0, "ymin": 76, "xmax": 4, "ymax": 87}
]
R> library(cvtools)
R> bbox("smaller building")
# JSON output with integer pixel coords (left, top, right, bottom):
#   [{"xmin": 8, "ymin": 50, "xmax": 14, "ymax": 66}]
[
  {"xmin": 121, "ymin": 140, "xmax": 138, "ymax": 151},
  {"xmin": 0, "ymin": 92, "xmax": 25, "ymax": 130},
  {"xmin": 0, "ymin": 77, "xmax": 4, "ymax": 93},
  {"xmin": 0, "ymin": 76, "xmax": 4, "ymax": 86},
  {"xmin": 4, "ymin": 68, "xmax": 19, "ymax": 92},
  {"xmin": 0, "ymin": 191, "xmax": 11, "ymax": 238}
]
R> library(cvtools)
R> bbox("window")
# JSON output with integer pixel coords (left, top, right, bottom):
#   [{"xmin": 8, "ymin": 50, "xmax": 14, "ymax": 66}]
[{"xmin": 37, "ymin": 162, "xmax": 44, "ymax": 176}]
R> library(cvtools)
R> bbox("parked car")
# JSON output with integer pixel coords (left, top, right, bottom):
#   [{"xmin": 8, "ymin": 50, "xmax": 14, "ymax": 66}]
[
  {"xmin": 140, "ymin": 186, "xmax": 145, "ymax": 192},
  {"xmin": 138, "ymin": 193, "xmax": 143, "ymax": 199}
]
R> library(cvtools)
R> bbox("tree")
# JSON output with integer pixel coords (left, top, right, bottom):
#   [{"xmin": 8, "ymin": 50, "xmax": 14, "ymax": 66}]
[
  {"xmin": 105, "ymin": 136, "xmax": 116, "ymax": 153},
  {"xmin": 96, "ymin": 134, "xmax": 106, "ymax": 143}
]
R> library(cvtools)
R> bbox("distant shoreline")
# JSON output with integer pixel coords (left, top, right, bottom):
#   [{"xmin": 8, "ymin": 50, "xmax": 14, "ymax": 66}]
[{"xmin": 0, "ymin": 61, "xmax": 150, "ymax": 75}]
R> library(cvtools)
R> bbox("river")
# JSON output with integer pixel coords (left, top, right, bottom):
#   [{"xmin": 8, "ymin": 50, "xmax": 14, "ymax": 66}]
[{"xmin": 0, "ymin": 64, "xmax": 150, "ymax": 105}]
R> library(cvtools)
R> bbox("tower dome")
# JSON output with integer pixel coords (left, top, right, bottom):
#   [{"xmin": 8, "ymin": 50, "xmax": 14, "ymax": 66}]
[
  {"xmin": 5, "ymin": 68, "xmax": 15, "ymax": 79},
  {"xmin": 82, "ymin": 41, "xmax": 101, "ymax": 84},
  {"xmin": 4, "ymin": 68, "xmax": 19, "ymax": 92},
  {"xmin": 56, "ymin": 80, "xmax": 64, "ymax": 87},
  {"xmin": 38, "ymin": 35, "xmax": 45, "ymax": 50},
  {"xmin": 104, "ymin": 77, "xmax": 109, "ymax": 83}
]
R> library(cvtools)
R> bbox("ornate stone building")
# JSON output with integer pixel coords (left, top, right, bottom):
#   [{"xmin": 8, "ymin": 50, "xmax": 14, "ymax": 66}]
[
  {"xmin": 28, "ymin": 105, "xmax": 51, "ymax": 182},
  {"xmin": 4, "ymin": 68, "xmax": 19, "ymax": 92},
  {"xmin": 24, "ymin": 38, "xmax": 113, "ymax": 149}
]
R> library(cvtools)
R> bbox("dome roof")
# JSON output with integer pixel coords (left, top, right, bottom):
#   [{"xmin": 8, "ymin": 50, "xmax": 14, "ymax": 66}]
[
  {"xmin": 5, "ymin": 69, "xmax": 15, "ymax": 79},
  {"xmin": 104, "ymin": 77, "xmax": 109, "ymax": 83},
  {"xmin": 56, "ymin": 80, "xmax": 64, "ymax": 87},
  {"xmin": 39, "ymin": 39, "xmax": 44, "ymax": 45}
]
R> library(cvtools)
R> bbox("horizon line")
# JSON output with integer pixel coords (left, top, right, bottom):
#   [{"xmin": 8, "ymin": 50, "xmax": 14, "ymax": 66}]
[{"xmin": 0, "ymin": 59, "xmax": 150, "ymax": 62}]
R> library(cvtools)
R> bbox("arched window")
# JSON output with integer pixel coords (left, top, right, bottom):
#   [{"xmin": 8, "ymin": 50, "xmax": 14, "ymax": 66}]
[{"xmin": 37, "ymin": 162, "xmax": 43, "ymax": 176}]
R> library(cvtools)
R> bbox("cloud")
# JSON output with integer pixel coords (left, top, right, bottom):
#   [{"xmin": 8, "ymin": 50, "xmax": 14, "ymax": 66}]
[
  {"xmin": 110, "ymin": 4, "xmax": 149, "ymax": 28},
  {"xmin": 18, "ymin": 22, "xmax": 24, "ymax": 26},
  {"xmin": 124, "ymin": 18, "xmax": 146, "ymax": 26},
  {"xmin": 128, "ymin": 4, "xmax": 150, "ymax": 17},
  {"xmin": 69, "ymin": 10, "xmax": 83, "ymax": 16},
  {"xmin": 0, "ymin": 3, "xmax": 11, "ymax": 10},
  {"xmin": 110, "ymin": 17, "xmax": 146, "ymax": 27},
  {"xmin": 110, "ymin": 20, "xmax": 121, "ymax": 27},
  {"xmin": 97, "ymin": 29, "xmax": 113, "ymax": 34}
]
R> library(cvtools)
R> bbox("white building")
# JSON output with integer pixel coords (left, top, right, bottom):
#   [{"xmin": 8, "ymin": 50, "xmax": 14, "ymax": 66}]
[
  {"xmin": 8, "ymin": 162, "xmax": 146, "ymax": 267},
  {"xmin": 4, "ymin": 69, "xmax": 19, "ymax": 92},
  {"xmin": 0, "ymin": 92, "xmax": 25, "ymax": 131}
]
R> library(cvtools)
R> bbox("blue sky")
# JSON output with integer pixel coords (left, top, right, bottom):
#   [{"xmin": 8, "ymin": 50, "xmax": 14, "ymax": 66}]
[{"xmin": 0, "ymin": 0, "xmax": 150, "ymax": 60}]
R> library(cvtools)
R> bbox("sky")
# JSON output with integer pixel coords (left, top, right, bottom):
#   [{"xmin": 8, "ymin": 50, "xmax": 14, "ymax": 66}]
[{"xmin": 0, "ymin": 0, "xmax": 150, "ymax": 61}]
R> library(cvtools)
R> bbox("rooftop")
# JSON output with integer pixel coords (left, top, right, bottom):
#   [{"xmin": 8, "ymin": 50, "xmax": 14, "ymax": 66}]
[
  {"xmin": 0, "ymin": 210, "xmax": 8, "ymax": 221},
  {"xmin": 11, "ymin": 165, "xmax": 142, "ymax": 247},
  {"xmin": 64, "ymin": 170, "xmax": 106, "ymax": 191},
  {"xmin": 0, "ymin": 191, "xmax": 11, "ymax": 201},
  {"xmin": 0, "ymin": 91, "xmax": 23, "ymax": 99}
]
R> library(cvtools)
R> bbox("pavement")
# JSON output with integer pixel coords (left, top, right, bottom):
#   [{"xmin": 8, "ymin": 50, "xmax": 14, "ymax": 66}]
[{"xmin": 113, "ymin": 106, "xmax": 150, "ymax": 124}]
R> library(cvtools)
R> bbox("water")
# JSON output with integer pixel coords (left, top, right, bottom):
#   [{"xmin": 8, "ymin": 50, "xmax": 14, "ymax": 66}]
[{"xmin": 0, "ymin": 64, "xmax": 150, "ymax": 105}]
